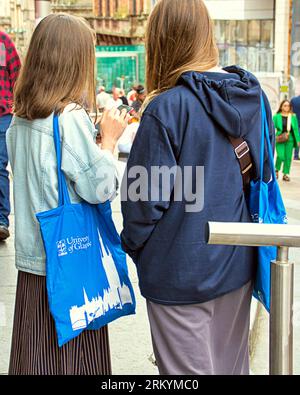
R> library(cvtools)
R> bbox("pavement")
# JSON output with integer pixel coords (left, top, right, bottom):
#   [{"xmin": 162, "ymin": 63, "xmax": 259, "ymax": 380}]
[{"xmin": 0, "ymin": 158, "xmax": 299, "ymax": 375}]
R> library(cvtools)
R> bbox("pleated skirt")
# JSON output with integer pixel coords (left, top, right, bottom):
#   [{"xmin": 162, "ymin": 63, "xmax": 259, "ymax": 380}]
[{"xmin": 9, "ymin": 271, "xmax": 112, "ymax": 375}]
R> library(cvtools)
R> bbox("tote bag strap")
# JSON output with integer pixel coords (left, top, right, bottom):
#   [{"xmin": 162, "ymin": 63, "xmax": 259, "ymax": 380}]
[
  {"xmin": 228, "ymin": 135, "xmax": 253, "ymax": 191},
  {"xmin": 260, "ymin": 94, "xmax": 277, "ymax": 182},
  {"xmin": 53, "ymin": 114, "xmax": 71, "ymax": 206}
]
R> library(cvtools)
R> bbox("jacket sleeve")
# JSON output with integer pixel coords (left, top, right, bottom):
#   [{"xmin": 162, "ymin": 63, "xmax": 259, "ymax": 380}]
[
  {"xmin": 272, "ymin": 114, "xmax": 278, "ymax": 132},
  {"xmin": 60, "ymin": 108, "xmax": 119, "ymax": 204},
  {"xmin": 293, "ymin": 114, "xmax": 300, "ymax": 144},
  {"xmin": 121, "ymin": 113, "xmax": 177, "ymax": 260},
  {"xmin": 5, "ymin": 34, "xmax": 21, "ymax": 88}
]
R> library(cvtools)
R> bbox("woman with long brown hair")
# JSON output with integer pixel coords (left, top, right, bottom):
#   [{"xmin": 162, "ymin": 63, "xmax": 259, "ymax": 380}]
[
  {"xmin": 121, "ymin": 0, "xmax": 275, "ymax": 375},
  {"xmin": 273, "ymin": 100, "xmax": 300, "ymax": 181},
  {"xmin": 6, "ymin": 14, "xmax": 129, "ymax": 374}
]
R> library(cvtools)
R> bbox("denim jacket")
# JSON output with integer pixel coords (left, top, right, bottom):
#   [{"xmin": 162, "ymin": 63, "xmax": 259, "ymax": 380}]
[{"xmin": 6, "ymin": 104, "xmax": 118, "ymax": 276}]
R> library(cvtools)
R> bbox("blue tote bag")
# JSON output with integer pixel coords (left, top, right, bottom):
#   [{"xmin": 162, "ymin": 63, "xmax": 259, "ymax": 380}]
[
  {"xmin": 36, "ymin": 114, "xmax": 136, "ymax": 347},
  {"xmin": 248, "ymin": 95, "xmax": 287, "ymax": 312}
]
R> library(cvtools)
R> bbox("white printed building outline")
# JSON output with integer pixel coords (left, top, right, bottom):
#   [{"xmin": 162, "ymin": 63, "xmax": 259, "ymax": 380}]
[{"xmin": 69, "ymin": 231, "xmax": 133, "ymax": 331}]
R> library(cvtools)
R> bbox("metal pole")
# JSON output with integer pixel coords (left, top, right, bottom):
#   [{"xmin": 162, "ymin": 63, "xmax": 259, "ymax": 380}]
[
  {"xmin": 270, "ymin": 246, "xmax": 294, "ymax": 375},
  {"xmin": 207, "ymin": 222, "xmax": 300, "ymax": 247},
  {"xmin": 207, "ymin": 222, "xmax": 300, "ymax": 375}
]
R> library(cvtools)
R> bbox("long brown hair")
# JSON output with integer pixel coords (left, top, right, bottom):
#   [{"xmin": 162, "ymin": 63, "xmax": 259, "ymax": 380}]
[
  {"xmin": 277, "ymin": 100, "xmax": 293, "ymax": 114},
  {"xmin": 144, "ymin": 0, "xmax": 219, "ymax": 108},
  {"xmin": 14, "ymin": 14, "xmax": 96, "ymax": 120}
]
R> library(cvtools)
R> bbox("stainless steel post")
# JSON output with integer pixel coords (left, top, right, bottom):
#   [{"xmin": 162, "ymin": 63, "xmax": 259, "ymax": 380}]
[
  {"xmin": 270, "ymin": 247, "xmax": 294, "ymax": 375},
  {"xmin": 207, "ymin": 222, "xmax": 300, "ymax": 375}
]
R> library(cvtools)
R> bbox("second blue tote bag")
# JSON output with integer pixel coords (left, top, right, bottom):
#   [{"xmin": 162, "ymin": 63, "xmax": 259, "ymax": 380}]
[
  {"xmin": 248, "ymin": 95, "xmax": 287, "ymax": 312},
  {"xmin": 36, "ymin": 114, "xmax": 136, "ymax": 347}
]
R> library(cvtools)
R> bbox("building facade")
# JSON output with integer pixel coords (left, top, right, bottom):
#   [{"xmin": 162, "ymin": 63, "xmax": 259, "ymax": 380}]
[
  {"xmin": 51, "ymin": 0, "xmax": 93, "ymax": 18},
  {"xmin": 88, "ymin": 0, "xmax": 292, "ymax": 107},
  {"xmin": 90, "ymin": 0, "xmax": 155, "ymax": 45},
  {"xmin": 0, "ymin": 0, "xmax": 295, "ymax": 98},
  {"xmin": 205, "ymin": 0, "xmax": 292, "ymax": 77},
  {"xmin": 291, "ymin": 0, "xmax": 300, "ymax": 94},
  {"xmin": 88, "ymin": 1, "xmax": 290, "ymax": 75},
  {"xmin": 0, "ymin": 0, "xmax": 35, "ymax": 58}
]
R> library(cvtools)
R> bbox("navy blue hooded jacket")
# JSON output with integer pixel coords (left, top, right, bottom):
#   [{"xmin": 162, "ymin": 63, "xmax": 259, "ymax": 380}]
[{"xmin": 121, "ymin": 66, "xmax": 275, "ymax": 305}]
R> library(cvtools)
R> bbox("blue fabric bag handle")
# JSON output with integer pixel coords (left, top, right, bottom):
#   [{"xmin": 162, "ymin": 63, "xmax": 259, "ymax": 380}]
[
  {"xmin": 260, "ymin": 95, "xmax": 276, "ymax": 182},
  {"xmin": 249, "ymin": 94, "xmax": 287, "ymax": 311},
  {"xmin": 53, "ymin": 114, "xmax": 71, "ymax": 206},
  {"xmin": 36, "ymin": 114, "xmax": 136, "ymax": 346}
]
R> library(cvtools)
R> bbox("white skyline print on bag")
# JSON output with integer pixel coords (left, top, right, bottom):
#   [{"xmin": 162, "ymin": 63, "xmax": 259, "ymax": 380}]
[{"xmin": 69, "ymin": 231, "xmax": 133, "ymax": 331}]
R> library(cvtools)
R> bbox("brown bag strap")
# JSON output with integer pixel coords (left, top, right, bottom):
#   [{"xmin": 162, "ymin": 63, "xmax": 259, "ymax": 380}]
[{"xmin": 228, "ymin": 136, "xmax": 253, "ymax": 191}]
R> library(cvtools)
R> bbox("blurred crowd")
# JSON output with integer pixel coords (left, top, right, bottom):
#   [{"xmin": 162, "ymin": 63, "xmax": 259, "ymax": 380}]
[{"xmin": 96, "ymin": 84, "xmax": 147, "ymax": 161}]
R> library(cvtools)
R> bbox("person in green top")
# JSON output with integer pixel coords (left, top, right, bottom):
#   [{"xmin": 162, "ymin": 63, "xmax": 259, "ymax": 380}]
[{"xmin": 273, "ymin": 100, "xmax": 300, "ymax": 181}]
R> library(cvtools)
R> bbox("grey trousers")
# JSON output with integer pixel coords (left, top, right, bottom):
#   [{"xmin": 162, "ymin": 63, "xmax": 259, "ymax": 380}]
[{"xmin": 146, "ymin": 281, "xmax": 253, "ymax": 375}]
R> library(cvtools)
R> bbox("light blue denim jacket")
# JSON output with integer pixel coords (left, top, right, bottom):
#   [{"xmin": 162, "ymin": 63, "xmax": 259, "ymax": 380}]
[{"xmin": 6, "ymin": 105, "xmax": 118, "ymax": 276}]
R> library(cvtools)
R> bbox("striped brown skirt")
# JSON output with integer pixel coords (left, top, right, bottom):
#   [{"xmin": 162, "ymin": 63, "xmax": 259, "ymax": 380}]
[{"xmin": 9, "ymin": 270, "xmax": 112, "ymax": 375}]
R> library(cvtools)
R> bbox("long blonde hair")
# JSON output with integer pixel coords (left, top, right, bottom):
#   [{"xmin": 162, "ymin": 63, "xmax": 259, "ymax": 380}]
[
  {"xmin": 14, "ymin": 14, "xmax": 96, "ymax": 120},
  {"xmin": 144, "ymin": 0, "xmax": 219, "ymax": 108}
]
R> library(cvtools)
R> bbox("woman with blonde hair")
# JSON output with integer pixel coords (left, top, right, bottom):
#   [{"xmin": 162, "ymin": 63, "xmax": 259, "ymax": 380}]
[
  {"xmin": 7, "ymin": 14, "xmax": 129, "ymax": 374},
  {"xmin": 121, "ymin": 0, "xmax": 275, "ymax": 375}
]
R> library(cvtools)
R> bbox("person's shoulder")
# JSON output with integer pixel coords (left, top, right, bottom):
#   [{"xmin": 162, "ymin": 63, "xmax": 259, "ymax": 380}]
[
  {"xmin": 62, "ymin": 103, "xmax": 89, "ymax": 117},
  {"xmin": 144, "ymin": 86, "xmax": 190, "ymax": 122},
  {"xmin": 0, "ymin": 31, "xmax": 15, "ymax": 47},
  {"xmin": 60, "ymin": 104, "xmax": 92, "ymax": 127},
  {"xmin": 291, "ymin": 96, "xmax": 300, "ymax": 103},
  {"xmin": 147, "ymin": 86, "xmax": 189, "ymax": 110},
  {"xmin": 0, "ymin": 31, "xmax": 10, "ymax": 42},
  {"xmin": 273, "ymin": 113, "xmax": 282, "ymax": 123}
]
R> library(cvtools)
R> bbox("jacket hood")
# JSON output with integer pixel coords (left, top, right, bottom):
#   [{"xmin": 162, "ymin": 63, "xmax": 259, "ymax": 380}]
[{"xmin": 178, "ymin": 66, "xmax": 262, "ymax": 139}]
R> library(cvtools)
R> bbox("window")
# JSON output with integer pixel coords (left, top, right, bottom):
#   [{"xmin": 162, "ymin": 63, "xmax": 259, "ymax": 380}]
[
  {"xmin": 236, "ymin": 21, "xmax": 247, "ymax": 46},
  {"xmin": 261, "ymin": 20, "xmax": 273, "ymax": 47},
  {"xmin": 214, "ymin": 20, "xmax": 226, "ymax": 44},
  {"xmin": 115, "ymin": 0, "xmax": 119, "ymax": 14},
  {"xmin": 214, "ymin": 19, "xmax": 274, "ymax": 73},
  {"xmin": 225, "ymin": 20, "xmax": 236, "ymax": 44},
  {"xmin": 106, "ymin": 0, "xmax": 110, "ymax": 17},
  {"xmin": 291, "ymin": 0, "xmax": 300, "ymax": 80},
  {"xmin": 98, "ymin": 0, "xmax": 103, "ymax": 17},
  {"xmin": 248, "ymin": 20, "xmax": 261, "ymax": 46},
  {"xmin": 133, "ymin": 0, "xmax": 137, "ymax": 15}
]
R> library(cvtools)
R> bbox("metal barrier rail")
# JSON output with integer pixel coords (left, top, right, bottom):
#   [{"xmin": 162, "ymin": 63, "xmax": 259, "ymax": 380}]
[{"xmin": 207, "ymin": 222, "xmax": 300, "ymax": 375}]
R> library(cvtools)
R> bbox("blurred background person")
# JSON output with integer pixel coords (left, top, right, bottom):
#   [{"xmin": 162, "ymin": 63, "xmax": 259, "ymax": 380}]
[
  {"xmin": 0, "ymin": 31, "xmax": 21, "ymax": 241},
  {"xmin": 106, "ymin": 87, "xmax": 122, "ymax": 110},
  {"xmin": 119, "ymin": 89, "xmax": 129, "ymax": 106},
  {"xmin": 127, "ymin": 86, "xmax": 137, "ymax": 106},
  {"xmin": 96, "ymin": 86, "xmax": 110, "ymax": 113},
  {"xmin": 131, "ymin": 85, "xmax": 147, "ymax": 115},
  {"xmin": 118, "ymin": 116, "xmax": 140, "ymax": 162},
  {"xmin": 291, "ymin": 94, "xmax": 300, "ymax": 160},
  {"xmin": 274, "ymin": 100, "xmax": 300, "ymax": 181}
]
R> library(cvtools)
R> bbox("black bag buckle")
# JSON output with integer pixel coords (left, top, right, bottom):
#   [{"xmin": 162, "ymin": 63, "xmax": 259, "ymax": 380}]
[{"xmin": 235, "ymin": 141, "xmax": 250, "ymax": 159}]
